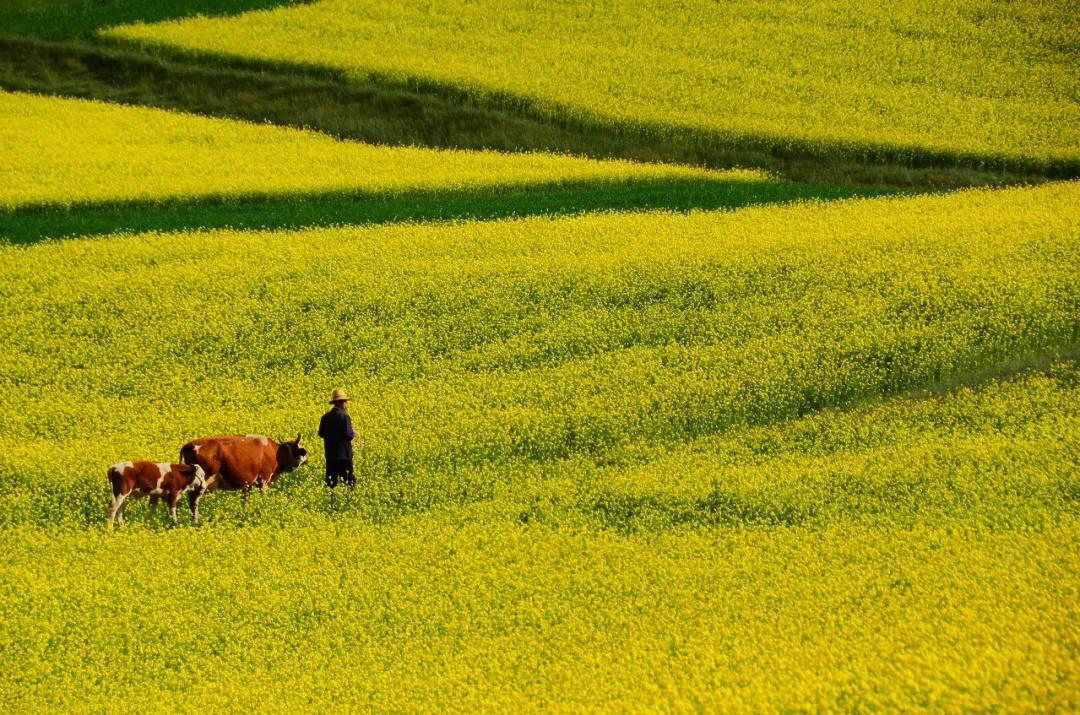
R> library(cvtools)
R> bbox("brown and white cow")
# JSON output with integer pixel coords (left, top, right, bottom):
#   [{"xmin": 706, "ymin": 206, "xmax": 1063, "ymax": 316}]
[
  {"xmin": 107, "ymin": 461, "xmax": 207, "ymax": 525},
  {"xmin": 179, "ymin": 434, "xmax": 307, "ymax": 519}
]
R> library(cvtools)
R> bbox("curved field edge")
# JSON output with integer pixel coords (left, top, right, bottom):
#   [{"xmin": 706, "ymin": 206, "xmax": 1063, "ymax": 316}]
[
  {"xmin": 0, "ymin": 520, "xmax": 1077, "ymax": 711},
  {"xmin": 0, "ymin": 183, "xmax": 1076, "ymax": 528},
  {"xmin": 100, "ymin": 0, "xmax": 1080, "ymax": 177}
]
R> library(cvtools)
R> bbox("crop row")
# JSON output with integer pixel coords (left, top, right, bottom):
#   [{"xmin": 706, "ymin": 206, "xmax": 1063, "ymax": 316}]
[{"xmin": 556, "ymin": 359, "xmax": 1080, "ymax": 532}]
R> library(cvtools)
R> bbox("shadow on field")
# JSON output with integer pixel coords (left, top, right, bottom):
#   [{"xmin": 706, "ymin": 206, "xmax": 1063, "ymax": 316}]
[
  {"xmin": 0, "ymin": 33, "xmax": 1071, "ymax": 190},
  {"xmin": 0, "ymin": 0, "xmax": 313, "ymax": 37},
  {"xmin": 0, "ymin": 176, "xmax": 892, "ymax": 245}
]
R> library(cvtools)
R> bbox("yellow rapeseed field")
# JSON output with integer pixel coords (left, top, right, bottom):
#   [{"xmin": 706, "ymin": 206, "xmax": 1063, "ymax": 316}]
[
  {"xmin": 0, "ymin": 90, "xmax": 749, "ymax": 210},
  {"xmin": 106, "ymin": 0, "xmax": 1080, "ymax": 169},
  {"xmin": 2, "ymin": 6, "xmax": 1078, "ymax": 705}
]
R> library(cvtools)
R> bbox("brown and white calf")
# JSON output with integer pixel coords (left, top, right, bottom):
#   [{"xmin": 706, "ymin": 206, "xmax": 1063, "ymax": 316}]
[
  {"xmin": 107, "ymin": 461, "xmax": 207, "ymax": 525},
  {"xmin": 180, "ymin": 434, "xmax": 307, "ymax": 520}
]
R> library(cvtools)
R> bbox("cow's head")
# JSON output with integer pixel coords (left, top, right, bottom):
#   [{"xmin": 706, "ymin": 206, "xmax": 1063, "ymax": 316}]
[{"xmin": 277, "ymin": 434, "xmax": 308, "ymax": 472}]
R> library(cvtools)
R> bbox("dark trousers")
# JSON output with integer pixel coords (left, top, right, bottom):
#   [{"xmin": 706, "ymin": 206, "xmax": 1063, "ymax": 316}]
[{"xmin": 325, "ymin": 458, "xmax": 355, "ymax": 488}]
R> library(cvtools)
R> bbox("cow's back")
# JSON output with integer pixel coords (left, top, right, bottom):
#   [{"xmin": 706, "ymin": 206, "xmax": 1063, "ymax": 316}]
[{"xmin": 181, "ymin": 435, "xmax": 275, "ymax": 491}]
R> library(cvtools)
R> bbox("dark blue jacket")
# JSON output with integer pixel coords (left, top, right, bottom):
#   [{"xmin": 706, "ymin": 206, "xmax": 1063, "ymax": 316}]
[{"xmin": 319, "ymin": 405, "xmax": 355, "ymax": 461}]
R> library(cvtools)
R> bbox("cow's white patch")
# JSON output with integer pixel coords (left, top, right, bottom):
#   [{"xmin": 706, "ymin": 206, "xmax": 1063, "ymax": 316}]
[
  {"xmin": 110, "ymin": 461, "xmax": 134, "ymax": 475},
  {"xmin": 187, "ymin": 465, "xmax": 207, "ymax": 492},
  {"xmin": 193, "ymin": 444, "xmax": 201, "ymax": 455},
  {"xmin": 246, "ymin": 434, "xmax": 269, "ymax": 445},
  {"xmin": 153, "ymin": 463, "xmax": 171, "ymax": 494}
]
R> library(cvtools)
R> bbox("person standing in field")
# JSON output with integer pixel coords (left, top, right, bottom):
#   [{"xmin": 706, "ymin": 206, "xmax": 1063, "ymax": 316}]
[{"xmin": 319, "ymin": 388, "xmax": 356, "ymax": 489}]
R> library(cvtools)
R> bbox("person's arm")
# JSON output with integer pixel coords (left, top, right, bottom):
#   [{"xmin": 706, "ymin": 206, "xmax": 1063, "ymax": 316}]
[
  {"xmin": 344, "ymin": 412, "xmax": 355, "ymax": 441},
  {"xmin": 318, "ymin": 413, "xmax": 327, "ymax": 440}
]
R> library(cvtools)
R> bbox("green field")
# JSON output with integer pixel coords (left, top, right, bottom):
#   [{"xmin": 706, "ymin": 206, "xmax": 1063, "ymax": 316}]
[{"xmin": 0, "ymin": 0, "xmax": 1077, "ymax": 711}]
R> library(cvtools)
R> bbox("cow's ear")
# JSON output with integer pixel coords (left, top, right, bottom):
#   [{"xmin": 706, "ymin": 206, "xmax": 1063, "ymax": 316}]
[{"xmin": 296, "ymin": 433, "xmax": 302, "ymax": 445}]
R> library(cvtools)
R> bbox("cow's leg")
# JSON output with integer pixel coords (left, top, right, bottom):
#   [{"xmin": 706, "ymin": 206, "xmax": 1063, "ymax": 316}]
[
  {"xmin": 166, "ymin": 491, "xmax": 179, "ymax": 524},
  {"xmin": 107, "ymin": 491, "xmax": 128, "ymax": 525},
  {"xmin": 148, "ymin": 494, "xmax": 160, "ymax": 519},
  {"xmin": 242, "ymin": 484, "xmax": 251, "ymax": 504}
]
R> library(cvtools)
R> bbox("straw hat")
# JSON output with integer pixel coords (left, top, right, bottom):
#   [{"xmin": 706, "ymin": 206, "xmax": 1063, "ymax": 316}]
[{"xmin": 329, "ymin": 388, "xmax": 349, "ymax": 404}]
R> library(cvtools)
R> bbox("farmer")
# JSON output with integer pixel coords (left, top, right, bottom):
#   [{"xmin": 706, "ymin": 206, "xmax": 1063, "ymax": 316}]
[{"xmin": 318, "ymin": 388, "xmax": 356, "ymax": 489}]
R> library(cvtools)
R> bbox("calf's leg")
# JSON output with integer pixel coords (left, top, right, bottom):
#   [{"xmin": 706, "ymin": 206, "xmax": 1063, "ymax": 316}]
[
  {"xmin": 107, "ymin": 491, "xmax": 128, "ymax": 524},
  {"xmin": 188, "ymin": 489, "xmax": 202, "ymax": 522}
]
